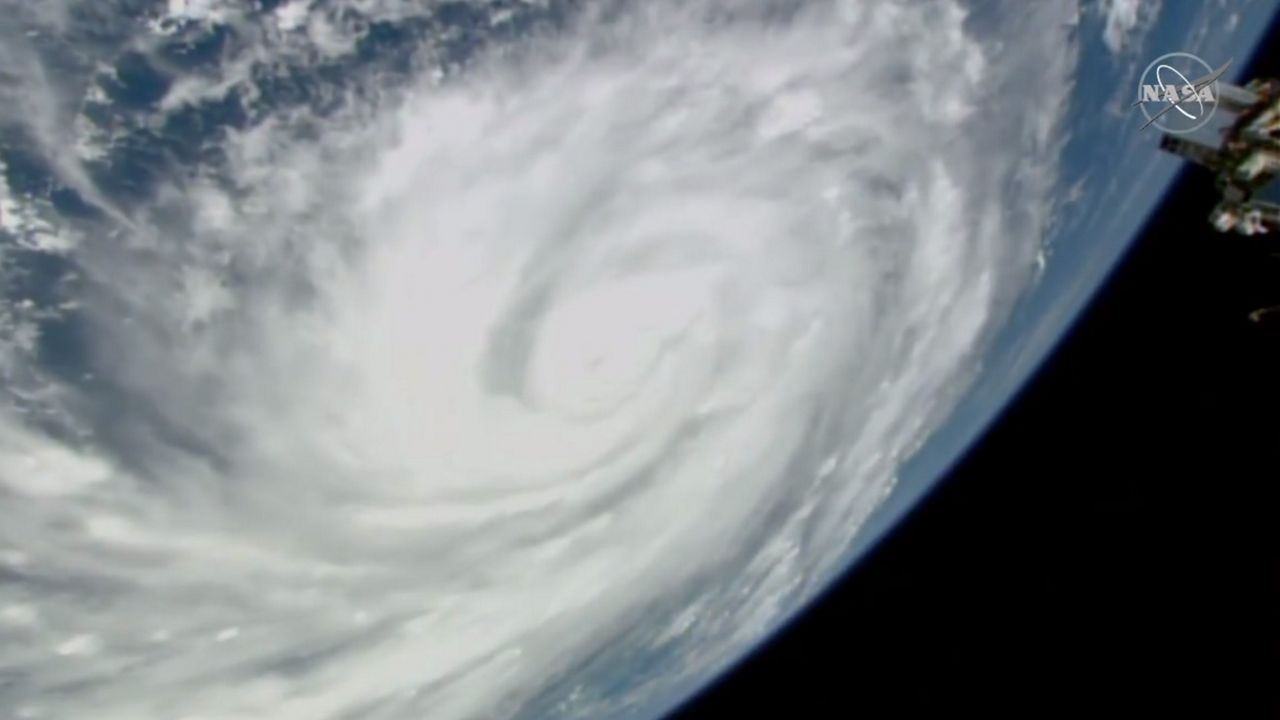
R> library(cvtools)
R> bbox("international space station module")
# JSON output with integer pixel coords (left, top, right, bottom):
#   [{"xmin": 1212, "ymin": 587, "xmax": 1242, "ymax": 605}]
[{"xmin": 1158, "ymin": 75, "xmax": 1280, "ymax": 235}]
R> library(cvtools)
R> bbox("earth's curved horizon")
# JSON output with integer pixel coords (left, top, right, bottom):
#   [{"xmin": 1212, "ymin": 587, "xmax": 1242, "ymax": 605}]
[{"xmin": 0, "ymin": 2, "xmax": 1273, "ymax": 719}]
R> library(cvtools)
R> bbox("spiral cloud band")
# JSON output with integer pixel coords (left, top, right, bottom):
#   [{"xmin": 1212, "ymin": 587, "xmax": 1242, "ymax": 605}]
[{"xmin": 0, "ymin": 1, "xmax": 1075, "ymax": 718}]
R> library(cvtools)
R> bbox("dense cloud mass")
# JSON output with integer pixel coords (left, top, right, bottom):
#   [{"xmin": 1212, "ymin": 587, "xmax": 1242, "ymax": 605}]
[{"xmin": 0, "ymin": 1, "xmax": 1076, "ymax": 718}]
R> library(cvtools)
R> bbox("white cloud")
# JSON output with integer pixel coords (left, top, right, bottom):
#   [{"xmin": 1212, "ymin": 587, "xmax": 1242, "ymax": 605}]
[
  {"xmin": 1100, "ymin": 0, "xmax": 1162, "ymax": 54},
  {"xmin": 0, "ymin": 1, "xmax": 1077, "ymax": 718}
]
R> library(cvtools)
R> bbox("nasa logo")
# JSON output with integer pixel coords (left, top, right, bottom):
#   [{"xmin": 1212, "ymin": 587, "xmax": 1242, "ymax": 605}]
[{"xmin": 1135, "ymin": 52, "xmax": 1223, "ymax": 134}]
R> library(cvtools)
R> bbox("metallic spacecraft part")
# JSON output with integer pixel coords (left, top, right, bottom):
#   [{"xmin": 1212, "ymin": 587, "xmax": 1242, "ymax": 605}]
[{"xmin": 1158, "ymin": 75, "xmax": 1280, "ymax": 235}]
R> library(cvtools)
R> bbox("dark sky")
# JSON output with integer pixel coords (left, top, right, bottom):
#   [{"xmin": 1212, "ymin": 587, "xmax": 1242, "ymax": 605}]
[{"xmin": 673, "ymin": 19, "xmax": 1280, "ymax": 720}]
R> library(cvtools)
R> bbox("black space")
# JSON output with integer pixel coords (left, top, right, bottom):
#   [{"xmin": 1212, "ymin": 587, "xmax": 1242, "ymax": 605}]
[{"xmin": 672, "ymin": 24, "xmax": 1280, "ymax": 720}]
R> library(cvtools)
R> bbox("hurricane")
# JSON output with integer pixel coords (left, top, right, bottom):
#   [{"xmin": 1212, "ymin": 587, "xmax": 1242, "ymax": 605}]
[{"xmin": 0, "ymin": 1, "xmax": 1075, "ymax": 718}]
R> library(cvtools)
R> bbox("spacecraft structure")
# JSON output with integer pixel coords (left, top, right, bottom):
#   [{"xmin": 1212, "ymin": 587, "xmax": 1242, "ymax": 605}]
[{"xmin": 1158, "ymin": 76, "xmax": 1280, "ymax": 235}]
